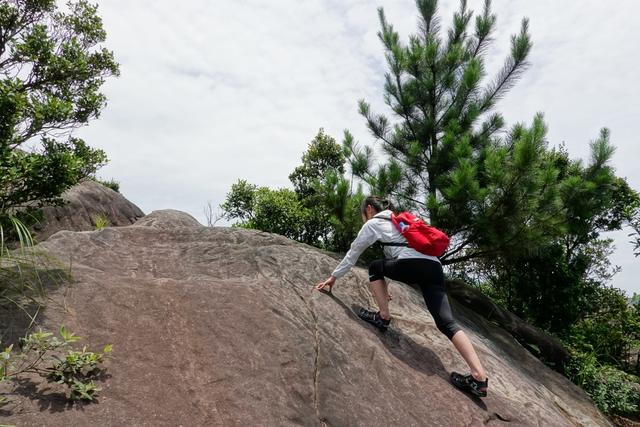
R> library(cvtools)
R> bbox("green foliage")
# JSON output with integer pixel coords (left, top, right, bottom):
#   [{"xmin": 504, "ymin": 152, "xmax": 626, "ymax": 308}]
[
  {"xmin": 0, "ymin": 326, "xmax": 112, "ymax": 402},
  {"xmin": 559, "ymin": 133, "xmax": 637, "ymax": 244},
  {"xmin": 0, "ymin": 0, "xmax": 118, "ymax": 220},
  {"xmin": 631, "ymin": 228, "xmax": 640, "ymax": 258},
  {"xmin": 1, "ymin": 139, "xmax": 107, "ymax": 216},
  {"xmin": 221, "ymin": 180, "xmax": 257, "ymax": 223},
  {"xmin": 566, "ymin": 351, "xmax": 640, "ymax": 416},
  {"xmin": 561, "ymin": 284, "xmax": 640, "ymax": 418},
  {"xmin": 222, "ymin": 182, "xmax": 326, "ymax": 245},
  {"xmin": 628, "ymin": 202, "xmax": 640, "ymax": 258},
  {"xmin": 569, "ymin": 287, "xmax": 640, "ymax": 370},
  {"xmin": 92, "ymin": 213, "xmax": 109, "ymax": 230},
  {"xmin": 479, "ymin": 243, "xmax": 602, "ymax": 334},
  {"xmin": 94, "ymin": 178, "xmax": 120, "ymax": 193},
  {"xmin": 288, "ymin": 129, "xmax": 363, "ymax": 252},
  {"xmin": 310, "ymin": 168, "xmax": 365, "ymax": 252},
  {"xmin": 341, "ymin": 2, "xmax": 638, "ymax": 269},
  {"xmin": 245, "ymin": 187, "xmax": 325, "ymax": 244},
  {"xmin": 222, "ymin": 129, "xmax": 364, "ymax": 252},
  {"xmin": 1, "ymin": 215, "xmax": 33, "ymax": 254},
  {"xmin": 289, "ymin": 129, "xmax": 345, "ymax": 200},
  {"xmin": 477, "ymin": 138, "xmax": 639, "ymax": 338}
]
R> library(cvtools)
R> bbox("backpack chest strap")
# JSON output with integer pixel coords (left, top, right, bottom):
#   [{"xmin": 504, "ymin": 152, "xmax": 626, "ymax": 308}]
[{"xmin": 379, "ymin": 241, "xmax": 409, "ymax": 247}]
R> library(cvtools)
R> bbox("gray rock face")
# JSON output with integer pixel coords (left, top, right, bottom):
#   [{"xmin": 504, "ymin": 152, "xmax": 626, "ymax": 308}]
[
  {"xmin": 132, "ymin": 209, "xmax": 200, "ymax": 229},
  {"xmin": 31, "ymin": 180, "xmax": 145, "ymax": 242},
  {"xmin": 1, "ymin": 210, "xmax": 610, "ymax": 426}
]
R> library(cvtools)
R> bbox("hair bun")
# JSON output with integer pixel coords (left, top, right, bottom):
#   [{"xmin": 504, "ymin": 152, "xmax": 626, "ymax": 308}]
[{"xmin": 361, "ymin": 195, "xmax": 395, "ymax": 215}]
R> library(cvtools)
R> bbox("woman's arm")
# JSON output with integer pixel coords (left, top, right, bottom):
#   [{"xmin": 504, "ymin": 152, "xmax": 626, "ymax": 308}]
[
  {"xmin": 332, "ymin": 222, "xmax": 379, "ymax": 277},
  {"xmin": 315, "ymin": 221, "xmax": 380, "ymax": 292}
]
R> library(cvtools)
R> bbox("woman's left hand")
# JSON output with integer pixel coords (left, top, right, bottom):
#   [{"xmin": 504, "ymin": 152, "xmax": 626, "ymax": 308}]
[{"xmin": 315, "ymin": 276, "xmax": 336, "ymax": 292}]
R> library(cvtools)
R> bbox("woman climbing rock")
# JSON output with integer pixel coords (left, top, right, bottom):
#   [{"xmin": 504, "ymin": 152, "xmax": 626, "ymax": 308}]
[{"xmin": 315, "ymin": 196, "xmax": 489, "ymax": 398}]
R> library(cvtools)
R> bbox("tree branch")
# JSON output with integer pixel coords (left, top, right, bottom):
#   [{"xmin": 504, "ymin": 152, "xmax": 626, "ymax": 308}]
[{"xmin": 442, "ymin": 249, "xmax": 490, "ymax": 265}]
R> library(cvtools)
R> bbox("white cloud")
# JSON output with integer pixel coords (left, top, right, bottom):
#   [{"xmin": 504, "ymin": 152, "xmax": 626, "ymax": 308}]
[{"xmin": 78, "ymin": 0, "xmax": 640, "ymax": 295}]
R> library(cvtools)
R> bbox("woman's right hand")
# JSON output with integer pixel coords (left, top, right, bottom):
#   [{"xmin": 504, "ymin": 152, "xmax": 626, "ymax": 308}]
[{"xmin": 315, "ymin": 276, "xmax": 336, "ymax": 292}]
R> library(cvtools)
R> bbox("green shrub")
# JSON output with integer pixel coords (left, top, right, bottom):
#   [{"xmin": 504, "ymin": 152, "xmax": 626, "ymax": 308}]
[
  {"xmin": 92, "ymin": 214, "xmax": 110, "ymax": 230},
  {"xmin": 222, "ymin": 181, "xmax": 328, "ymax": 246},
  {"xmin": 1, "ymin": 218, "xmax": 111, "ymax": 408},
  {"xmin": 566, "ymin": 351, "xmax": 640, "ymax": 416},
  {"xmin": 568, "ymin": 287, "xmax": 640, "ymax": 372},
  {"xmin": 95, "ymin": 178, "xmax": 120, "ymax": 193},
  {"xmin": 0, "ymin": 326, "xmax": 112, "ymax": 403}
]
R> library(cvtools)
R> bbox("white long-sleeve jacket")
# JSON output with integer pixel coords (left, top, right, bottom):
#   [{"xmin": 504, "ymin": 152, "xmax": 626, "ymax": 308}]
[{"xmin": 331, "ymin": 210, "xmax": 440, "ymax": 279}]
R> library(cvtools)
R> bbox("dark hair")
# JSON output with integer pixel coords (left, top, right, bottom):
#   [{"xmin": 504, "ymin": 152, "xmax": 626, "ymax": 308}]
[{"xmin": 361, "ymin": 195, "xmax": 395, "ymax": 215}]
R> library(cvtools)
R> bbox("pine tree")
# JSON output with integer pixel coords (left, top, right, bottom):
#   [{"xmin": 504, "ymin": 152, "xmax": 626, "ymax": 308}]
[
  {"xmin": 344, "ymin": 0, "xmax": 565, "ymax": 263},
  {"xmin": 482, "ymin": 132, "xmax": 639, "ymax": 333}
]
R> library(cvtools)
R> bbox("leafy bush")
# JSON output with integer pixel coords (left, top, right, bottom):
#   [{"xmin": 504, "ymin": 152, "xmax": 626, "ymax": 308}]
[
  {"xmin": 1, "ymin": 210, "xmax": 111, "ymax": 409},
  {"xmin": 0, "ymin": 326, "xmax": 112, "ymax": 403},
  {"xmin": 221, "ymin": 129, "xmax": 365, "ymax": 252},
  {"xmin": 569, "ymin": 287, "xmax": 640, "ymax": 370},
  {"xmin": 92, "ymin": 214, "xmax": 110, "ymax": 230},
  {"xmin": 289, "ymin": 128, "xmax": 345, "ymax": 200},
  {"xmin": 95, "ymin": 178, "xmax": 120, "ymax": 193},
  {"xmin": 222, "ymin": 181, "xmax": 327, "ymax": 245},
  {"xmin": 566, "ymin": 351, "xmax": 640, "ymax": 416}
]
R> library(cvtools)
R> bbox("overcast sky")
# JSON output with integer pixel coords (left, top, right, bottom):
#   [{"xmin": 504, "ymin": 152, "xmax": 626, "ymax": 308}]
[{"xmin": 76, "ymin": 0, "xmax": 640, "ymax": 295}]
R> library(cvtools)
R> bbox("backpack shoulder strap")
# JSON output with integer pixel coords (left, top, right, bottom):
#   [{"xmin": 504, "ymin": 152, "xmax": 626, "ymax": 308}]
[{"xmin": 375, "ymin": 214, "xmax": 409, "ymax": 247}]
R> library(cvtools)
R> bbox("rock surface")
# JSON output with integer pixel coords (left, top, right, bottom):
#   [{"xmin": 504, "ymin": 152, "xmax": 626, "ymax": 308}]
[
  {"xmin": 31, "ymin": 180, "xmax": 145, "ymax": 242},
  {"xmin": 1, "ymin": 210, "xmax": 611, "ymax": 426}
]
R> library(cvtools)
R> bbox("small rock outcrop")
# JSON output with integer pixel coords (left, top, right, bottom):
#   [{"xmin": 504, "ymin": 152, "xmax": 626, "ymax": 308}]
[
  {"xmin": 31, "ymin": 180, "xmax": 144, "ymax": 242},
  {"xmin": 1, "ymin": 210, "xmax": 611, "ymax": 426}
]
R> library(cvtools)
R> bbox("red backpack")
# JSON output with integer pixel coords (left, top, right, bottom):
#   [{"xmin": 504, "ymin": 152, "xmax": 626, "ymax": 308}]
[{"xmin": 383, "ymin": 212, "xmax": 450, "ymax": 257}]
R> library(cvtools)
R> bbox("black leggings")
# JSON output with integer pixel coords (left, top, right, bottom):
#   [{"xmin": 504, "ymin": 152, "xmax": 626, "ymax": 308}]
[{"xmin": 368, "ymin": 258, "xmax": 461, "ymax": 340}]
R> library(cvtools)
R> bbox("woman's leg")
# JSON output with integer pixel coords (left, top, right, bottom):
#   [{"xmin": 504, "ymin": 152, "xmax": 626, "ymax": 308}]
[
  {"xmin": 382, "ymin": 280, "xmax": 392, "ymax": 301},
  {"xmin": 451, "ymin": 330, "xmax": 486, "ymax": 381},
  {"xmin": 368, "ymin": 260, "xmax": 391, "ymax": 319},
  {"xmin": 385, "ymin": 258, "xmax": 488, "ymax": 382},
  {"xmin": 417, "ymin": 261, "xmax": 487, "ymax": 381},
  {"xmin": 370, "ymin": 279, "xmax": 391, "ymax": 320}
]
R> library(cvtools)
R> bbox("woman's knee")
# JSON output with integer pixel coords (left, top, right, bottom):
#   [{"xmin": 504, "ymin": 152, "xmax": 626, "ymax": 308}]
[
  {"xmin": 368, "ymin": 259, "xmax": 385, "ymax": 282},
  {"xmin": 436, "ymin": 320, "xmax": 462, "ymax": 340}
]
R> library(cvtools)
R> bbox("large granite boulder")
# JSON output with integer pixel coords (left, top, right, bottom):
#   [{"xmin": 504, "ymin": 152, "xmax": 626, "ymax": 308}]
[
  {"xmin": 0, "ymin": 210, "xmax": 611, "ymax": 426},
  {"xmin": 31, "ymin": 180, "xmax": 145, "ymax": 242}
]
